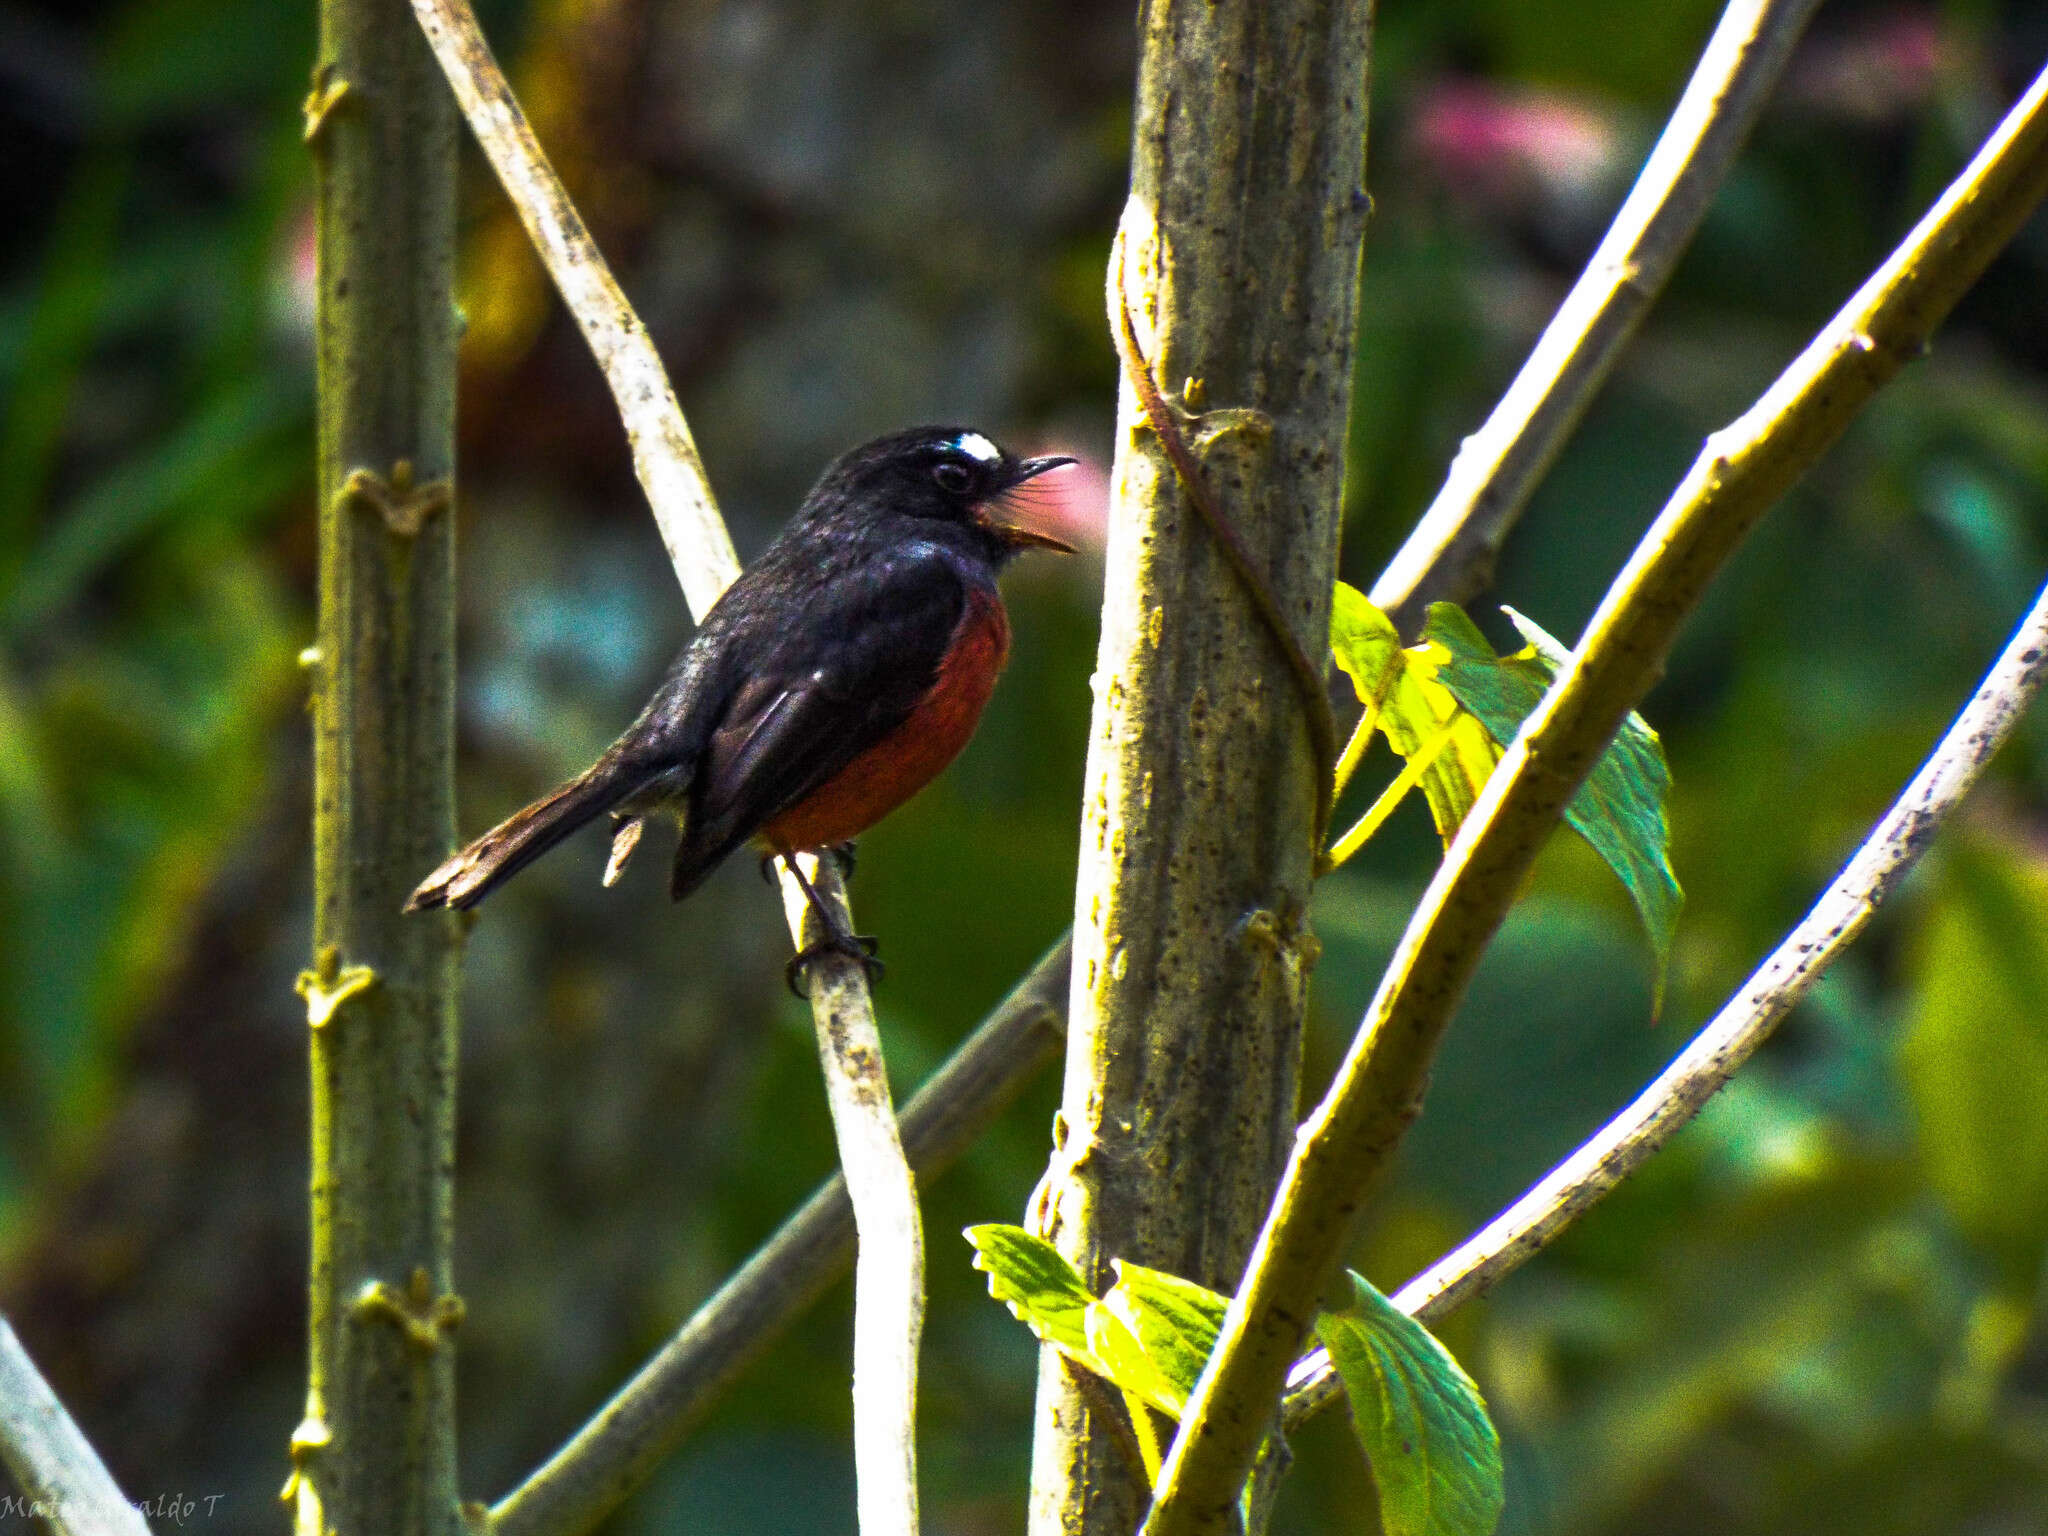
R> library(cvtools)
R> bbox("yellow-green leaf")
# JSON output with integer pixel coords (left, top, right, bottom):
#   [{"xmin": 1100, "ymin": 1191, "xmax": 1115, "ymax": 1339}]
[
  {"xmin": 1316, "ymin": 1271, "xmax": 1503, "ymax": 1536},
  {"xmin": 1329, "ymin": 579, "xmax": 1406, "ymax": 706},
  {"xmin": 1423, "ymin": 603, "xmax": 1681, "ymax": 1009},
  {"xmin": 1091, "ymin": 1260, "xmax": 1229, "ymax": 1418},
  {"xmin": 967, "ymin": 1226, "xmax": 1235, "ymax": 1422},
  {"xmin": 1329, "ymin": 582, "xmax": 1499, "ymax": 849},
  {"xmin": 965, "ymin": 1223, "xmax": 1094, "ymax": 1359}
]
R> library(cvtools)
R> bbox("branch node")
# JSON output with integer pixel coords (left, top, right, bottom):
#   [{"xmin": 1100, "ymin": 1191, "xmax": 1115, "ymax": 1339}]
[
  {"xmin": 302, "ymin": 62, "xmax": 354, "ymax": 144},
  {"xmin": 1186, "ymin": 406, "xmax": 1275, "ymax": 456},
  {"xmin": 280, "ymin": 1407, "xmax": 332, "ymax": 1507},
  {"xmin": 339, "ymin": 461, "xmax": 453, "ymax": 537},
  {"xmin": 1109, "ymin": 232, "xmax": 1337, "ymax": 843},
  {"xmin": 296, "ymin": 948, "xmax": 377, "ymax": 1031},
  {"xmin": 352, "ymin": 1267, "xmax": 467, "ymax": 1355},
  {"xmin": 1234, "ymin": 899, "xmax": 1319, "ymax": 978}
]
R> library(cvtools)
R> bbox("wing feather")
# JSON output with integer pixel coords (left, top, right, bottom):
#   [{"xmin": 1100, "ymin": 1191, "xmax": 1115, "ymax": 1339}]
[{"xmin": 668, "ymin": 549, "xmax": 971, "ymax": 898}]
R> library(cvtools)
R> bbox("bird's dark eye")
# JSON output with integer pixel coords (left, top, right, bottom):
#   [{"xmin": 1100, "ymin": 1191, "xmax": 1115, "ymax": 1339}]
[{"xmin": 931, "ymin": 461, "xmax": 973, "ymax": 494}]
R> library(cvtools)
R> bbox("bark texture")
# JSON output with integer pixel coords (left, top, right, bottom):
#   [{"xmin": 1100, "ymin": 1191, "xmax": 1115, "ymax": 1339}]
[
  {"xmin": 1026, "ymin": 4, "xmax": 1373, "ymax": 1531},
  {"xmin": 296, "ymin": 0, "xmax": 463, "ymax": 1528}
]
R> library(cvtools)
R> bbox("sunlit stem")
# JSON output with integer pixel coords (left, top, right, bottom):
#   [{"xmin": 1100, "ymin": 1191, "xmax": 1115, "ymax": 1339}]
[
  {"xmin": 1330, "ymin": 702, "xmax": 1380, "ymax": 802},
  {"xmin": 1124, "ymin": 1389, "xmax": 1165, "ymax": 1484},
  {"xmin": 1325, "ymin": 717, "xmax": 1458, "ymax": 868}
]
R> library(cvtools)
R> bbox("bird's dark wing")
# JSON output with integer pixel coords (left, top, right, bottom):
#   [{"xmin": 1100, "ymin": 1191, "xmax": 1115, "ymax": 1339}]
[{"xmin": 668, "ymin": 548, "xmax": 970, "ymax": 897}]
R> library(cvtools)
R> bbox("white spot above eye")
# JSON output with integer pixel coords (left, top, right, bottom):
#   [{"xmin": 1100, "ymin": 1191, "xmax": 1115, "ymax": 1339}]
[{"xmin": 950, "ymin": 431, "xmax": 1001, "ymax": 464}]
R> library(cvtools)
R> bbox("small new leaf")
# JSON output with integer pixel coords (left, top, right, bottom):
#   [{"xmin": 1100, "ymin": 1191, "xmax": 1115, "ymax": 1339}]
[
  {"xmin": 1316, "ymin": 1271, "xmax": 1503, "ymax": 1536},
  {"xmin": 965, "ymin": 1224, "xmax": 1094, "ymax": 1358},
  {"xmin": 966, "ymin": 1227, "xmax": 1235, "ymax": 1419},
  {"xmin": 1329, "ymin": 580, "xmax": 1405, "ymax": 706},
  {"xmin": 1092, "ymin": 1260, "xmax": 1229, "ymax": 1418},
  {"xmin": 969, "ymin": 1232, "xmax": 1297, "ymax": 1510},
  {"xmin": 1329, "ymin": 582, "xmax": 1499, "ymax": 851},
  {"xmin": 1424, "ymin": 603, "xmax": 1681, "ymax": 1010}
]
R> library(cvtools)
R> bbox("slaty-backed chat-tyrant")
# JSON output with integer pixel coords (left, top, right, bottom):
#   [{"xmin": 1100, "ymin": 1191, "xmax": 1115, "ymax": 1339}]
[{"xmin": 405, "ymin": 426, "xmax": 1075, "ymax": 988}]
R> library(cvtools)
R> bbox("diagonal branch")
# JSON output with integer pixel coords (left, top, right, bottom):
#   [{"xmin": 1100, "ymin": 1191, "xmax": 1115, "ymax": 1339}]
[
  {"xmin": 1281, "ymin": 572, "xmax": 2048, "ymax": 1424},
  {"xmin": 0, "ymin": 1318, "xmax": 152, "ymax": 1536},
  {"xmin": 409, "ymin": 0, "xmax": 739, "ymax": 614},
  {"xmin": 1370, "ymin": 0, "xmax": 1823, "ymax": 633},
  {"xmin": 1144, "ymin": 60, "xmax": 2048, "ymax": 1536}
]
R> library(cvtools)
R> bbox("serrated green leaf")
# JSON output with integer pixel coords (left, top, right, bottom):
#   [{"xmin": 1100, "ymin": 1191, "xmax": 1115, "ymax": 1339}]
[
  {"xmin": 964, "ymin": 1224, "xmax": 1095, "ymax": 1358},
  {"xmin": 1091, "ymin": 1260, "xmax": 1229, "ymax": 1418},
  {"xmin": 1423, "ymin": 602, "xmax": 1681, "ymax": 1009},
  {"xmin": 1330, "ymin": 580, "xmax": 1407, "ymax": 702},
  {"xmin": 1316, "ymin": 1271, "xmax": 1503, "ymax": 1536},
  {"xmin": 968, "ymin": 1226, "xmax": 1233, "ymax": 1420},
  {"xmin": 1329, "ymin": 582, "xmax": 1501, "ymax": 848},
  {"xmin": 970, "ymin": 1236, "xmax": 1293, "ymax": 1508},
  {"xmin": 1085, "ymin": 1298, "xmax": 1183, "ymax": 1422}
]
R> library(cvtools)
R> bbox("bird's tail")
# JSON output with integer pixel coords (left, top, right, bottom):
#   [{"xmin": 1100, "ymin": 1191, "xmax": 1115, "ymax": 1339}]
[{"xmin": 406, "ymin": 762, "xmax": 642, "ymax": 912}]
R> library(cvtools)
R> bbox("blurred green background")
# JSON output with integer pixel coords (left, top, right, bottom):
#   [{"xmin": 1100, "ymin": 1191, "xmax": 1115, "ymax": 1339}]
[{"xmin": 4, "ymin": 0, "xmax": 2048, "ymax": 1530}]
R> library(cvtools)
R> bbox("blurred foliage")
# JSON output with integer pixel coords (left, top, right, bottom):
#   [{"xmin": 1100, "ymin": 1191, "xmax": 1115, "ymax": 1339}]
[{"xmin": 5, "ymin": 0, "xmax": 2048, "ymax": 1533}]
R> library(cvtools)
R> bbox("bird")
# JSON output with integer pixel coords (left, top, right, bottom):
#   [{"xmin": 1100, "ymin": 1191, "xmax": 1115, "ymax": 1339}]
[{"xmin": 405, "ymin": 425, "xmax": 1076, "ymax": 990}]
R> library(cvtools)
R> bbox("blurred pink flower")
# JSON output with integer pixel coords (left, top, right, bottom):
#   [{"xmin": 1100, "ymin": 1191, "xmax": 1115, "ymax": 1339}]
[
  {"xmin": 272, "ymin": 201, "xmax": 317, "ymax": 346},
  {"xmin": 1787, "ymin": 11, "xmax": 1953, "ymax": 124},
  {"xmin": 1411, "ymin": 78, "xmax": 1623, "ymax": 211}
]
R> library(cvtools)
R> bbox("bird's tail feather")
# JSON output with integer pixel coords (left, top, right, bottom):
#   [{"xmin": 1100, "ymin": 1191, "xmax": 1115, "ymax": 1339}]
[{"xmin": 406, "ymin": 763, "xmax": 641, "ymax": 912}]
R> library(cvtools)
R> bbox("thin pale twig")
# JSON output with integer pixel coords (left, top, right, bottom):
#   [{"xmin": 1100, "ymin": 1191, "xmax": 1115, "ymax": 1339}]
[
  {"xmin": 0, "ymin": 1318, "xmax": 153, "ymax": 1536},
  {"xmin": 779, "ymin": 855, "xmax": 923, "ymax": 1536},
  {"xmin": 408, "ymin": 0, "xmax": 739, "ymax": 617}
]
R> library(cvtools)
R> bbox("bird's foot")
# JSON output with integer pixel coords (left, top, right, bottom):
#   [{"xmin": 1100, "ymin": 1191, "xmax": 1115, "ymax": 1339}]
[{"xmin": 785, "ymin": 932, "xmax": 884, "ymax": 999}]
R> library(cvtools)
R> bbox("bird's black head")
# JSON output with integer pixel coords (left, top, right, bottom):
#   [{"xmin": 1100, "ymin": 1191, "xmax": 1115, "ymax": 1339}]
[{"xmin": 805, "ymin": 426, "xmax": 1076, "ymax": 561}]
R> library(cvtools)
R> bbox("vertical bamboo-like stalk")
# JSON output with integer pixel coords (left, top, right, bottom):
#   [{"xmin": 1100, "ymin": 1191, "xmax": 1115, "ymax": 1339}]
[
  {"xmin": 1027, "ymin": 4, "xmax": 1373, "ymax": 1532},
  {"xmin": 293, "ymin": 0, "xmax": 462, "ymax": 1527}
]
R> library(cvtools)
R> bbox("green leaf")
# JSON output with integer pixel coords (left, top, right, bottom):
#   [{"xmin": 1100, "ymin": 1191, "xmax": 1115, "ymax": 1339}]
[
  {"xmin": 1091, "ymin": 1260, "xmax": 1229, "ymax": 1418},
  {"xmin": 1316, "ymin": 1271, "xmax": 1503, "ymax": 1536},
  {"xmin": 1329, "ymin": 579, "xmax": 1407, "ymax": 703},
  {"xmin": 965, "ymin": 1224, "xmax": 1095, "ymax": 1358},
  {"xmin": 1423, "ymin": 603, "xmax": 1681, "ymax": 1009},
  {"xmin": 1329, "ymin": 582, "xmax": 1500, "ymax": 850},
  {"xmin": 966, "ymin": 1227, "xmax": 1234, "ymax": 1419},
  {"xmin": 1899, "ymin": 837, "xmax": 2048, "ymax": 1292}
]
